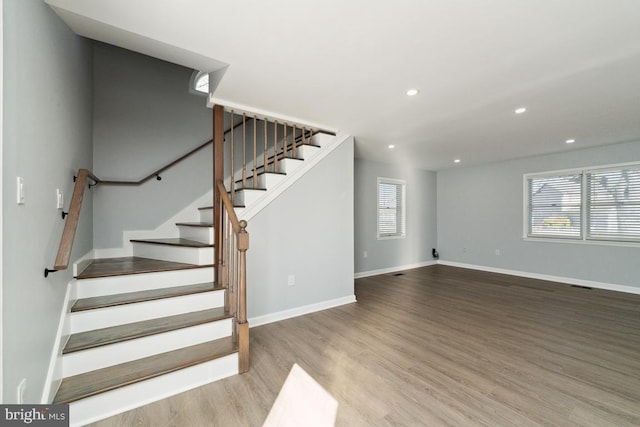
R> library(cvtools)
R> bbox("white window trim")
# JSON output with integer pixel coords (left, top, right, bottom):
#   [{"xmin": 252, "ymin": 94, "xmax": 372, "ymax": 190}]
[
  {"xmin": 190, "ymin": 70, "xmax": 209, "ymax": 96},
  {"xmin": 377, "ymin": 177, "xmax": 406, "ymax": 240},
  {"xmin": 523, "ymin": 160, "xmax": 640, "ymax": 247}
]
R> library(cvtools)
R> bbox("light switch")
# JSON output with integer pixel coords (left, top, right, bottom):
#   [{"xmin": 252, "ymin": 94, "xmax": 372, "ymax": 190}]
[
  {"xmin": 16, "ymin": 177, "xmax": 25, "ymax": 205},
  {"xmin": 56, "ymin": 189, "xmax": 64, "ymax": 209}
]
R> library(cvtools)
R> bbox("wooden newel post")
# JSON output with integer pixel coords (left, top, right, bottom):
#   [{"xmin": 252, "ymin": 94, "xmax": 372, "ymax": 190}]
[
  {"xmin": 237, "ymin": 219, "xmax": 250, "ymax": 373},
  {"xmin": 213, "ymin": 105, "xmax": 224, "ymax": 285}
]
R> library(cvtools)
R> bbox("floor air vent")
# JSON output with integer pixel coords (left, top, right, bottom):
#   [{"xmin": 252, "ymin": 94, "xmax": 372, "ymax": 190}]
[
  {"xmin": 571, "ymin": 285, "xmax": 592, "ymax": 290},
  {"xmin": 391, "ymin": 273, "xmax": 405, "ymax": 277}
]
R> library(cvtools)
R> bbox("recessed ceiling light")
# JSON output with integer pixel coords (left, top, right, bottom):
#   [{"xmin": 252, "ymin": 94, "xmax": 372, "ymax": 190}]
[
  {"xmin": 514, "ymin": 107, "xmax": 527, "ymax": 114},
  {"xmin": 565, "ymin": 139, "xmax": 576, "ymax": 144},
  {"xmin": 406, "ymin": 89, "xmax": 419, "ymax": 97},
  {"xmin": 454, "ymin": 159, "xmax": 461, "ymax": 163},
  {"xmin": 388, "ymin": 144, "xmax": 395, "ymax": 149}
]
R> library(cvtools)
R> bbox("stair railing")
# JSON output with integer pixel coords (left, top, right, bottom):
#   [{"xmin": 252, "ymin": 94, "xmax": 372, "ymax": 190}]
[
  {"xmin": 215, "ymin": 180, "xmax": 249, "ymax": 373},
  {"xmin": 225, "ymin": 109, "xmax": 335, "ymax": 204}
]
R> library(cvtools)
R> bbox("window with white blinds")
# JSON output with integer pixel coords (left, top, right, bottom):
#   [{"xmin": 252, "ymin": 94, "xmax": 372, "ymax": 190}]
[
  {"xmin": 525, "ymin": 162, "xmax": 640, "ymax": 244},
  {"xmin": 527, "ymin": 174, "xmax": 582, "ymax": 238},
  {"xmin": 587, "ymin": 167, "xmax": 640, "ymax": 241},
  {"xmin": 377, "ymin": 177, "xmax": 406, "ymax": 239}
]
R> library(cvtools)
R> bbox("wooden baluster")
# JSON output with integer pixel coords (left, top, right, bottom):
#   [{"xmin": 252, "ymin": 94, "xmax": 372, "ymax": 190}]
[
  {"xmin": 237, "ymin": 219, "xmax": 250, "ymax": 373},
  {"xmin": 263, "ymin": 118, "xmax": 267, "ymax": 176},
  {"xmin": 284, "ymin": 123, "xmax": 288, "ymax": 158},
  {"xmin": 242, "ymin": 113, "xmax": 247, "ymax": 189},
  {"xmin": 274, "ymin": 120, "xmax": 279, "ymax": 173},
  {"xmin": 253, "ymin": 116, "xmax": 257, "ymax": 188},
  {"xmin": 292, "ymin": 124, "xmax": 297, "ymax": 158}
]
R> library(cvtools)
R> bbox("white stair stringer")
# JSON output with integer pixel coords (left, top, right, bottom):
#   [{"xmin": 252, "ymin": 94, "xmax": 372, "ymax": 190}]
[
  {"xmin": 73, "ymin": 267, "xmax": 214, "ymax": 299},
  {"xmin": 70, "ymin": 290, "xmax": 225, "ymax": 333},
  {"xmin": 132, "ymin": 242, "xmax": 213, "ymax": 265},
  {"xmin": 63, "ymin": 318, "xmax": 232, "ymax": 377},
  {"xmin": 69, "ymin": 353, "xmax": 238, "ymax": 427}
]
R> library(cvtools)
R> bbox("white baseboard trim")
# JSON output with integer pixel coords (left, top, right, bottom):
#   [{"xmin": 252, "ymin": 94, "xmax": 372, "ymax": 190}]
[
  {"xmin": 438, "ymin": 260, "xmax": 640, "ymax": 295},
  {"xmin": 41, "ymin": 280, "xmax": 74, "ymax": 403},
  {"xmin": 354, "ymin": 261, "xmax": 437, "ymax": 279},
  {"xmin": 249, "ymin": 295, "xmax": 357, "ymax": 328}
]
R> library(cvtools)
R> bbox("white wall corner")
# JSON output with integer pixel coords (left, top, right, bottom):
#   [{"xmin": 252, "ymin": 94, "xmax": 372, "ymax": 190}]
[
  {"xmin": 73, "ymin": 249, "xmax": 95, "ymax": 277},
  {"xmin": 41, "ymin": 279, "xmax": 74, "ymax": 403},
  {"xmin": 248, "ymin": 295, "xmax": 356, "ymax": 328},
  {"xmin": 437, "ymin": 260, "xmax": 640, "ymax": 295}
]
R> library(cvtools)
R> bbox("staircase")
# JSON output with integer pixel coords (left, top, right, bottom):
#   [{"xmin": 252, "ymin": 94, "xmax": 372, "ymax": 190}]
[{"xmin": 52, "ymin": 131, "xmax": 335, "ymax": 426}]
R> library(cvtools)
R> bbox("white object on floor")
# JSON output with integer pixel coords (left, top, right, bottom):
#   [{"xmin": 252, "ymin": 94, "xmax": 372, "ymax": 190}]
[{"xmin": 263, "ymin": 363, "xmax": 338, "ymax": 427}]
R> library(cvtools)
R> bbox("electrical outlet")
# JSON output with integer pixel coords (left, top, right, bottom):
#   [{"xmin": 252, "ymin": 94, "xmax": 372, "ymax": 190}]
[
  {"xmin": 288, "ymin": 274, "xmax": 295, "ymax": 286},
  {"xmin": 363, "ymin": 251, "xmax": 368, "ymax": 258},
  {"xmin": 17, "ymin": 378, "xmax": 26, "ymax": 404}
]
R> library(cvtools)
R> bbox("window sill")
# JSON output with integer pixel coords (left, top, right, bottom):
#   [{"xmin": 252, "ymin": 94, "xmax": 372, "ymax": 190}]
[{"xmin": 523, "ymin": 236, "xmax": 640, "ymax": 248}]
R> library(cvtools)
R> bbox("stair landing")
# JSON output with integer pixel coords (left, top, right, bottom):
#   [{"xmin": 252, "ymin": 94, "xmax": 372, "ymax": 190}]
[{"xmin": 76, "ymin": 256, "xmax": 211, "ymax": 279}]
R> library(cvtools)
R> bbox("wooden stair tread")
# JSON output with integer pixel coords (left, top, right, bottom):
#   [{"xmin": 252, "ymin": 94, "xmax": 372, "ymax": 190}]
[
  {"xmin": 53, "ymin": 337, "xmax": 237, "ymax": 404},
  {"xmin": 64, "ymin": 308, "xmax": 231, "ymax": 354},
  {"xmin": 129, "ymin": 238, "xmax": 212, "ymax": 248},
  {"xmin": 175, "ymin": 222, "xmax": 213, "ymax": 227},
  {"xmin": 76, "ymin": 257, "xmax": 210, "ymax": 279},
  {"xmin": 71, "ymin": 282, "xmax": 221, "ymax": 312}
]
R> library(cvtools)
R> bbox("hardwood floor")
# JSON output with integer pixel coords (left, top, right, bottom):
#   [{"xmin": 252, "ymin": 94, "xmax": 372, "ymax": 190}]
[{"xmin": 89, "ymin": 265, "xmax": 640, "ymax": 426}]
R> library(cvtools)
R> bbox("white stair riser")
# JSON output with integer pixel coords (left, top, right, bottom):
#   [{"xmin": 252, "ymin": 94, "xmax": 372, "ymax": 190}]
[
  {"xmin": 199, "ymin": 208, "xmax": 213, "ymax": 223},
  {"xmin": 297, "ymin": 144, "xmax": 321, "ymax": 159},
  {"xmin": 310, "ymin": 133, "xmax": 334, "ymax": 146},
  {"xmin": 74, "ymin": 267, "xmax": 215, "ymax": 299},
  {"xmin": 132, "ymin": 242, "xmax": 213, "ymax": 265},
  {"xmin": 70, "ymin": 291, "xmax": 225, "ymax": 333},
  {"xmin": 258, "ymin": 173, "xmax": 286, "ymax": 188},
  {"xmin": 233, "ymin": 189, "xmax": 265, "ymax": 206},
  {"xmin": 178, "ymin": 225, "xmax": 214, "ymax": 244},
  {"xmin": 68, "ymin": 353, "xmax": 238, "ymax": 427},
  {"xmin": 63, "ymin": 319, "xmax": 232, "ymax": 377},
  {"xmin": 278, "ymin": 158, "xmax": 304, "ymax": 174}
]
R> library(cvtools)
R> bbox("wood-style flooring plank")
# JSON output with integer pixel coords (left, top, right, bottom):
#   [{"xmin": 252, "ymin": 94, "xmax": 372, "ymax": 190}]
[
  {"xmin": 88, "ymin": 265, "xmax": 640, "ymax": 427},
  {"xmin": 54, "ymin": 337, "xmax": 236, "ymax": 404},
  {"xmin": 129, "ymin": 238, "xmax": 212, "ymax": 248},
  {"xmin": 76, "ymin": 256, "xmax": 210, "ymax": 279},
  {"xmin": 64, "ymin": 308, "xmax": 230, "ymax": 354},
  {"xmin": 71, "ymin": 282, "xmax": 221, "ymax": 312}
]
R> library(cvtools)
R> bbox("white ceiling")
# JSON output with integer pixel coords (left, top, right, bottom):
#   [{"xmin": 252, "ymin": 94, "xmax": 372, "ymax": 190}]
[{"xmin": 46, "ymin": 0, "xmax": 640, "ymax": 170}]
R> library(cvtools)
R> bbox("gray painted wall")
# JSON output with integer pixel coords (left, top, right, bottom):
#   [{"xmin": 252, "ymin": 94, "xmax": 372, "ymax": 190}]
[
  {"xmin": 3, "ymin": 0, "xmax": 93, "ymax": 402},
  {"xmin": 247, "ymin": 137, "xmax": 355, "ymax": 318},
  {"xmin": 354, "ymin": 158, "xmax": 438, "ymax": 274},
  {"xmin": 92, "ymin": 43, "xmax": 212, "ymax": 248},
  {"xmin": 437, "ymin": 140, "xmax": 640, "ymax": 288}
]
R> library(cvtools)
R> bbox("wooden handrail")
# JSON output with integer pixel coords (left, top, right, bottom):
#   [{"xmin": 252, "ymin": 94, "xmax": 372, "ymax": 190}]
[
  {"xmin": 216, "ymin": 181, "xmax": 241, "ymax": 234},
  {"xmin": 45, "ymin": 169, "xmax": 90, "ymax": 277},
  {"xmin": 96, "ymin": 138, "xmax": 213, "ymax": 186}
]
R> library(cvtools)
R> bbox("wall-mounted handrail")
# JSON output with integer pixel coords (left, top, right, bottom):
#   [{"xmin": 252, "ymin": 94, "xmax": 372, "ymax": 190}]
[
  {"xmin": 45, "ymin": 168, "xmax": 91, "ymax": 277},
  {"xmin": 94, "ymin": 138, "xmax": 214, "ymax": 186},
  {"xmin": 89, "ymin": 122, "xmax": 251, "ymax": 186}
]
